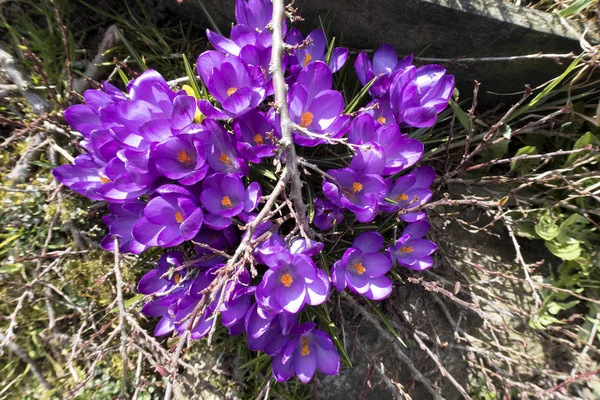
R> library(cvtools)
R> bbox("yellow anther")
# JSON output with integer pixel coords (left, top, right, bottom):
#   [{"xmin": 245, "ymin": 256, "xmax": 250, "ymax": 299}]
[
  {"xmin": 221, "ymin": 196, "xmax": 233, "ymax": 208},
  {"xmin": 354, "ymin": 263, "xmax": 366, "ymax": 275},
  {"xmin": 303, "ymin": 53, "xmax": 312, "ymax": 67},
  {"xmin": 400, "ymin": 246, "xmax": 413, "ymax": 254},
  {"xmin": 300, "ymin": 111, "xmax": 313, "ymax": 128},
  {"xmin": 220, "ymin": 153, "xmax": 233, "ymax": 165},
  {"xmin": 300, "ymin": 337, "xmax": 310, "ymax": 356},
  {"xmin": 175, "ymin": 212, "xmax": 184, "ymax": 223},
  {"xmin": 280, "ymin": 273, "xmax": 293, "ymax": 288},
  {"xmin": 99, "ymin": 175, "xmax": 112, "ymax": 184},
  {"xmin": 226, "ymin": 87, "xmax": 238, "ymax": 96},
  {"xmin": 377, "ymin": 116, "xmax": 386, "ymax": 124},
  {"xmin": 174, "ymin": 274, "xmax": 181, "ymax": 284},
  {"xmin": 177, "ymin": 150, "xmax": 193, "ymax": 163},
  {"xmin": 352, "ymin": 182, "xmax": 363, "ymax": 193},
  {"xmin": 253, "ymin": 134, "xmax": 263, "ymax": 145}
]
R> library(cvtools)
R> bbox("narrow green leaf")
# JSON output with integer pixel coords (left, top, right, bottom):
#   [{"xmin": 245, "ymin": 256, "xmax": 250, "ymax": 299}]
[
  {"xmin": 344, "ymin": 76, "xmax": 377, "ymax": 114},
  {"xmin": 325, "ymin": 36, "xmax": 335, "ymax": 66},
  {"xmin": 559, "ymin": 0, "xmax": 597, "ymax": 17},
  {"xmin": 181, "ymin": 53, "xmax": 201, "ymax": 99},
  {"xmin": 565, "ymin": 131, "xmax": 599, "ymax": 166},
  {"xmin": 312, "ymin": 306, "xmax": 353, "ymax": 367},
  {"xmin": 115, "ymin": 28, "xmax": 148, "ymax": 71},
  {"xmin": 117, "ymin": 67, "xmax": 130, "ymax": 85},
  {"xmin": 508, "ymin": 55, "xmax": 583, "ymax": 122},
  {"xmin": 449, "ymin": 99, "xmax": 470, "ymax": 131},
  {"xmin": 366, "ymin": 299, "xmax": 406, "ymax": 347}
]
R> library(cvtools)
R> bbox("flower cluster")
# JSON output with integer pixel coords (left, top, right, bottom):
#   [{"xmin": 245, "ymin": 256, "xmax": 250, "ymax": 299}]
[{"xmin": 53, "ymin": 0, "xmax": 451, "ymax": 385}]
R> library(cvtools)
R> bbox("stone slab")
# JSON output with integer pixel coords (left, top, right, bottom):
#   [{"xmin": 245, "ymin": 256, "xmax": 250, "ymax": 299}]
[{"xmin": 167, "ymin": 0, "xmax": 597, "ymax": 104}]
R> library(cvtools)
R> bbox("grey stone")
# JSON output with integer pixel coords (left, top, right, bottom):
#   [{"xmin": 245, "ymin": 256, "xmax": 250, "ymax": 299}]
[{"xmin": 166, "ymin": 0, "xmax": 597, "ymax": 104}]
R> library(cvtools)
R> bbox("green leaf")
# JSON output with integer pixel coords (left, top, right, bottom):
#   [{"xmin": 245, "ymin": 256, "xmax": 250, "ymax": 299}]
[
  {"xmin": 344, "ymin": 76, "xmax": 377, "ymax": 114},
  {"xmin": 547, "ymin": 300, "xmax": 580, "ymax": 315},
  {"xmin": 478, "ymin": 140, "xmax": 509, "ymax": 162},
  {"xmin": 510, "ymin": 145, "xmax": 538, "ymax": 173},
  {"xmin": 312, "ymin": 306, "xmax": 353, "ymax": 367},
  {"xmin": 449, "ymin": 99, "xmax": 470, "ymax": 131},
  {"xmin": 507, "ymin": 55, "xmax": 583, "ymax": 122},
  {"xmin": 565, "ymin": 131, "xmax": 599, "ymax": 166},
  {"xmin": 515, "ymin": 221, "xmax": 540, "ymax": 239},
  {"xmin": 559, "ymin": 0, "xmax": 597, "ymax": 17},
  {"xmin": 325, "ymin": 36, "xmax": 335, "ymax": 67},
  {"xmin": 117, "ymin": 67, "xmax": 130, "ymax": 85},
  {"xmin": 545, "ymin": 239, "xmax": 582, "ymax": 260},
  {"xmin": 366, "ymin": 299, "xmax": 406, "ymax": 347},
  {"xmin": 115, "ymin": 28, "xmax": 148, "ymax": 71},
  {"xmin": 535, "ymin": 213, "xmax": 560, "ymax": 240},
  {"xmin": 181, "ymin": 53, "xmax": 201, "ymax": 99}
]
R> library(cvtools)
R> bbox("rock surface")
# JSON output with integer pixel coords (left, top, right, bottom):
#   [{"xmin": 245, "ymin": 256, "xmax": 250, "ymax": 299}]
[{"xmin": 166, "ymin": 0, "xmax": 597, "ymax": 104}]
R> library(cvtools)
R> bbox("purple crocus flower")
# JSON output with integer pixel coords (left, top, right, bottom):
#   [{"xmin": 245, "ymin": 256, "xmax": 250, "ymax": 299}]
[
  {"xmin": 152, "ymin": 134, "xmax": 209, "ymax": 185},
  {"xmin": 331, "ymin": 231, "xmax": 392, "ymax": 300},
  {"xmin": 235, "ymin": 0, "xmax": 273, "ymax": 31},
  {"xmin": 197, "ymin": 51, "xmax": 266, "ymax": 119},
  {"xmin": 313, "ymin": 198, "xmax": 345, "ymax": 231},
  {"xmin": 272, "ymin": 322, "xmax": 340, "ymax": 383},
  {"xmin": 53, "ymin": 154, "xmax": 109, "ymax": 201},
  {"xmin": 347, "ymin": 114, "xmax": 423, "ymax": 175},
  {"xmin": 100, "ymin": 200, "xmax": 148, "ymax": 254},
  {"xmin": 354, "ymin": 45, "xmax": 413, "ymax": 98},
  {"xmin": 292, "ymin": 29, "xmax": 348, "ymax": 74},
  {"xmin": 286, "ymin": 61, "xmax": 349, "ymax": 147},
  {"xmin": 363, "ymin": 95, "xmax": 396, "ymax": 126},
  {"xmin": 245, "ymin": 304, "xmax": 297, "ymax": 355},
  {"xmin": 200, "ymin": 173, "xmax": 261, "ymax": 230},
  {"xmin": 206, "ymin": 26, "xmax": 272, "ymax": 73},
  {"xmin": 390, "ymin": 64, "xmax": 455, "ymax": 128},
  {"xmin": 389, "ymin": 221, "xmax": 438, "ymax": 271},
  {"xmin": 322, "ymin": 143, "xmax": 386, "ymax": 223},
  {"xmin": 233, "ymin": 110, "xmax": 279, "ymax": 163},
  {"xmin": 381, "ymin": 166, "xmax": 435, "ymax": 222},
  {"xmin": 138, "ymin": 251, "xmax": 188, "ymax": 295},
  {"xmin": 255, "ymin": 250, "xmax": 330, "ymax": 314},
  {"xmin": 133, "ymin": 184, "xmax": 204, "ymax": 248},
  {"xmin": 205, "ymin": 119, "xmax": 248, "ymax": 176}
]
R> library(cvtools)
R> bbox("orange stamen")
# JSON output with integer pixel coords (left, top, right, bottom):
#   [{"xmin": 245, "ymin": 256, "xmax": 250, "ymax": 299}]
[
  {"xmin": 280, "ymin": 273, "xmax": 293, "ymax": 288},
  {"xmin": 396, "ymin": 193, "xmax": 409, "ymax": 201},
  {"xmin": 352, "ymin": 182, "xmax": 363, "ymax": 193},
  {"xmin": 221, "ymin": 196, "xmax": 233, "ymax": 208},
  {"xmin": 400, "ymin": 246, "xmax": 413, "ymax": 254},
  {"xmin": 303, "ymin": 53, "xmax": 312, "ymax": 67},
  {"xmin": 175, "ymin": 212, "xmax": 184, "ymax": 223},
  {"xmin": 220, "ymin": 153, "xmax": 233, "ymax": 165},
  {"xmin": 177, "ymin": 150, "xmax": 192, "ymax": 163},
  {"xmin": 253, "ymin": 134, "xmax": 263, "ymax": 145},
  {"xmin": 174, "ymin": 274, "xmax": 181, "ymax": 284},
  {"xmin": 377, "ymin": 116, "xmax": 386, "ymax": 124},
  {"xmin": 99, "ymin": 175, "xmax": 112, "ymax": 184},
  {"xmin": 354, "ymin": 263, "xmax": 366, "ymax": 275},
  {"xmin": 226, "ymin": 87, "xmax": 238, "ymax": 96},
  {"xmin": 300, "ymin": 111, "xmax": 313, "ymax": 128},
  {"xmin": 300, "ymin": 337, "xmax": 310, "ymax": 356}
]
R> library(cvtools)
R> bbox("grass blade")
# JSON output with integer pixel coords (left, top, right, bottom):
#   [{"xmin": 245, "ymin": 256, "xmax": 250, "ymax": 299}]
[{"xmin": 115, "ymin": 28, "xmax": 148, "ymax": 71}]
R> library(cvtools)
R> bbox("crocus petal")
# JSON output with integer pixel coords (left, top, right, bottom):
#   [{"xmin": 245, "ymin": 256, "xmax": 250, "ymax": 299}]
[
  {"xmin": 294, "ymin": 343, "xmax": 317, "ymax": 383},
  {"xmin": 364, "ymin": 275, "xmax": 393, "ymax": 300},
  {"xmin": 353, "ymin": 231, "xmax": 384, "ymax": 253}
]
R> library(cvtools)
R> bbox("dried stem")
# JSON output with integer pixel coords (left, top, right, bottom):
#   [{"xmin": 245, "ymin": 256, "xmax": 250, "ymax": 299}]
[{"xmin": 113, "ymin": 238, "xmax": 129, "ymax": 398}]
